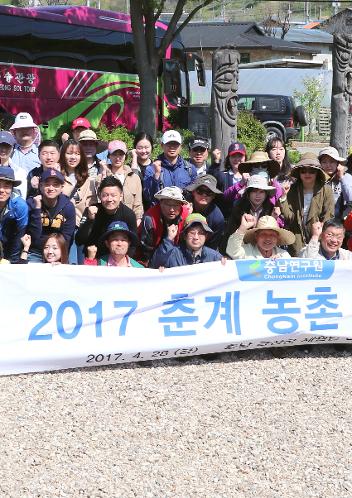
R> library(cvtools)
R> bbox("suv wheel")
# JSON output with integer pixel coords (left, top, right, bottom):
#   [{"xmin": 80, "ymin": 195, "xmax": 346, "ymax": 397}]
[{"xmin": 265, "ymin": 126, "xmax": 284, "ymax": 142}]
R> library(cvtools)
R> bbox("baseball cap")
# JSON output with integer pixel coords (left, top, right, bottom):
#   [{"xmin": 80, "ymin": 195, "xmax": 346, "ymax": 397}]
[
  {"xmin": 189, "ymin": 138, "xmax": 210, "ymax": 150},
  {"xmin": 72, "ymin": 117, "xmax": 91, "ymax": 130},
  {"xmin": 182, "ymin": 213, "xmax": 213, "ymax": 234},
  {"xmin": 161, "ymin": 130, "xmax": 182, "ymax": 145},
  {"xmin": 78, "ymin": 129, "xmax": 98, "ymax": 142},
  {"xmin": 0, "ymin": 166, "xmax": 21, "ymax": 186},
  {"xmin": 40, "ymin": 169, "xmax": 65, "ymax": 184},
  {"xmin": 108, "ymin": 140, "xmax": 128, "ymax": 154},
  {"xmin": 0, "ymin": 131, "xmax": 15, "ymax": 147},
  {"xmin": 10, "ymin": 112, "xmax": 37, "ymax": 130},
  {"xmin": 228, "ymin": 142, "xmax": 246, "ymax": 157}
]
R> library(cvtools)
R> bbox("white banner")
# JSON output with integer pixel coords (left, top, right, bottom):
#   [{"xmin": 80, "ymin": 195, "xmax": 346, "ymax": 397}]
[{"xmin": 1, "ymin": 259, "xmax": 352, "ymax": 376}]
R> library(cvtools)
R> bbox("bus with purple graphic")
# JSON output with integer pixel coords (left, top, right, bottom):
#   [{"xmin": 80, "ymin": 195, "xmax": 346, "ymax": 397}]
[{"xmin": 0, "ymin": 5, "xmax": 206, "ymax": 138}]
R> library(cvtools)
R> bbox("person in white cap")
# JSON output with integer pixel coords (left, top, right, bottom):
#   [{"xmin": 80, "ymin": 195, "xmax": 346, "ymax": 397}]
[
  {"xmin": 226, "ymin": 214, "xmax": 294, "ymax": 260},
  {"xmin": 10, "ymin": 112, "xmax": 41, "ymax": 174},
  {"xmin": 139, "ymin": 185, "xmax": 191, "ymax": 266},
  {"xmin": 98, "ymin": 140, "xmax": 143, "ymax": 225},
  {"xmin": 318, "ymin": 146, "xmax": 352, "ymax": 219},
  {"xmin": 143, "ymin": 129, "xmax": 197, "ymax": 205}
]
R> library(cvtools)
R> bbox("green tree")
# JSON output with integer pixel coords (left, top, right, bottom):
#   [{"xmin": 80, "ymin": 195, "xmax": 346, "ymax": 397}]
[
  {"xmin": 293, "ymin": 76, "xmax": 326, "ymax": 137},
  {"xmin": 130, "ymin": 0, "xmax": 218, "ymax": 137}
]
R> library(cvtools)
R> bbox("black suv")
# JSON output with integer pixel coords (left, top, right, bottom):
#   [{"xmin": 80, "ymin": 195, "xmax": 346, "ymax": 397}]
[{"xmin": 238, "ymin": 94, "xmax": 307, "ymax": 142}]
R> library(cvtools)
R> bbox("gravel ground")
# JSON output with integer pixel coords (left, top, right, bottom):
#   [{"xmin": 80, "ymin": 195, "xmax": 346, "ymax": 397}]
[{"xmin": 1, "ymin": 345, "xmax": 352, "ymax": 498}]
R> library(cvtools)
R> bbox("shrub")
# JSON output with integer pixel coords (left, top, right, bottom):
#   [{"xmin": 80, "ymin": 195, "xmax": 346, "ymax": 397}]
[
  {"xmin": 287, "ymin": 149, "xmax": 301, "ymax": 165},
  {"xmin": 237, "ymin": 111, "xmax": 267, "ymax": 156}
]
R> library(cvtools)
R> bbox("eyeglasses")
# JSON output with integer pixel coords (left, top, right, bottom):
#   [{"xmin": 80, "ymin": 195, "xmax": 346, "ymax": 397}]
[
  {"xmin": 195, "ymin": 188, "xmax": 214, "ymax": 196},
  {"xmin": 300, "ymin": 167, "xmax": 317, "ymax": 174},
  {"xmin": 324, "ymin": 232, "xmax": 344, "ymax": 241}
]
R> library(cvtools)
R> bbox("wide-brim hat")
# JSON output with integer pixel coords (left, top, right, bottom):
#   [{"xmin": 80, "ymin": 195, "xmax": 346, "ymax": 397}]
[
  {"xmin": 100, "ymin": 221, "xmax": 138, "ymax": 245},
  {"xmin": 0, "ymin": 166, "xmax": 21, "ymax": 186},
  {"xmin": 290, "ymin": 156, "xmax": 329, "ymax": 182},
  {"xmin": 186, "ymin": 174, "xmax": 222, "ymax": 194},
  {"xmin": 243, "ymin": 215, "xmax": 295, "ymax": 246},
  {"xmin": 154, "ymin": 186, "xmax": 188, "ymax": 204},
  {"xmin": 182, "ymin": 213, "xmax": 213, "ymax": 235},
  {"xmin": 318, "ymin": 146, "xmax": 346, "ymax": 164},
  {"xmin": 10, "ymin": 112, "xmax": 37, "ymax": 130},
  {"xmin": 239, "ymin": 151, "xmax": 280, "ymax": 178},
  {"xmin": 244, "ymin": 174, "xmax": 276, "ymax": 195}
]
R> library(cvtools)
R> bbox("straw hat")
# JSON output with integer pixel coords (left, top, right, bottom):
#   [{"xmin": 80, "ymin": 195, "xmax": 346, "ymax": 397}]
[
  {"xmin": 239, "ymin": 151, "xmax": 280, "ymax": 178},
  {"xmin": 243, "ymin": 215, "xmax": 295, "ymax": 246}
]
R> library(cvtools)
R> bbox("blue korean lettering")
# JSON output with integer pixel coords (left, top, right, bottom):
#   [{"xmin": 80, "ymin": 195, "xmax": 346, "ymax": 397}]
[
  {"xmin": 159, "ymin": 294, "xmax": 198, "ymax": 336},
  {"xmin": 262, "ymin": 290, "xmax": 300, "ymax": 334},
  {"xmin": 204, "ymin": 291, "xmax": 241, "ymax": 334},
  {"xmin": 305, "ymin": 287, "xmax": 343, "ymax": 331}
]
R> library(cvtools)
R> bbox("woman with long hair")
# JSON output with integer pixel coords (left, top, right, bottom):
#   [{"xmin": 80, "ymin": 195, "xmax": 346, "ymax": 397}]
[
  {"xmin": 279, "ymin": 153, "xmax": 335, "ymax": 256},
  {"xmin": 60, "ymin": 139, "xmax": 97, "ymax": 263}
]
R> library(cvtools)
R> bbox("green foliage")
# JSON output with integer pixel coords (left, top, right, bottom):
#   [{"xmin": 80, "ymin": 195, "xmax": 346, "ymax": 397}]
[
  {"xmin": 287, "ymin": 148, "xmax": 301, "ymax": 165},
  {"xmin": 96, "ymin": 125, "xmax": 135, "ymax": 150},
  {"xmin": 237, "ymin": 111, "xmax": 267, "ymax": 155},
  {"xmin": 293, "ymin": 77, "xmax": 326, "ymax": 136}
]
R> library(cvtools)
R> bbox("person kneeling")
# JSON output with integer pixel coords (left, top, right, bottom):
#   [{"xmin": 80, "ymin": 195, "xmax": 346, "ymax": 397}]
[
  {"xmin": 151, "ymin": 213, "xmax": 224, "ymax": 268},
  {"xmin": 226, "ymin": 213, "xmax": 294, "ymax": 259},
  {"xmin": 84, "ymin": 221, "xmax": 143, "ymax": 267}
]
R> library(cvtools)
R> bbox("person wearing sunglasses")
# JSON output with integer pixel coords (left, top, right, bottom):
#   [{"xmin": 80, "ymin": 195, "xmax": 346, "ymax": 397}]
[
  {"xmin": 299, "ymin": 219, "xmax": 351, "ymax": 260},
  {"xmin": 185, "ymin": 174, "xmax": 224, "ymax": 250},
  {"xmin": 188, "ymin": 137, "xmax": 210, "ymax": 177},
  {"xmin": 279, "ymin": 153, "xmax": 334, "ymax": 256}
]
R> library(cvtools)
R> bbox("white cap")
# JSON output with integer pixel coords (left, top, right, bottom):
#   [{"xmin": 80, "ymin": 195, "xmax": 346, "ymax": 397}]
[
  {"xmin": 10, "ymin": 112, "xmax": 37, "ymax": 130},
  {"xmin": 161, "ymin": 130, "xmax": 182, "ymax": 145}
]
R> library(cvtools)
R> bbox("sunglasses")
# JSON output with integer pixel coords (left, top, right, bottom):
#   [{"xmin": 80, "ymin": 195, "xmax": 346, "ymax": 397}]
[
  {"xmin": 192, "ymin": 147, "xmax": 207, "ymax": 153},
  {"xmin": 195, "ymin": 187, "xmax": 214, "ymax": 196},
  {"xmin": 300, "ymin": 167, "xmax": 317, "ymax": 174}
]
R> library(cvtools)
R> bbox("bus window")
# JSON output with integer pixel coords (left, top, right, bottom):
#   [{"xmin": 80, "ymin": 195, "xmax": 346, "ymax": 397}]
[{"xmin": 34, "ymin": 54, "xmax": 86, "ymax": 70}]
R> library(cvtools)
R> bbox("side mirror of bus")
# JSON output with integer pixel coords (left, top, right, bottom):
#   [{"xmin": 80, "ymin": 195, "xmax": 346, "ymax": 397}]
[
  {"xmin": 163, "ymin": 59, "xmax": 183, "ymax": 106},
  {"xmin": 194, "ymin": 57, "xmax": 206, "ymax": 87}
]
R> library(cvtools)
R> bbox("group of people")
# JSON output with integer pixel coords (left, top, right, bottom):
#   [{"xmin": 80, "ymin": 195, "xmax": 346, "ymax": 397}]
[{"xmin": 1, "ymin": 110, "xmax": 352, "ymax": 269}]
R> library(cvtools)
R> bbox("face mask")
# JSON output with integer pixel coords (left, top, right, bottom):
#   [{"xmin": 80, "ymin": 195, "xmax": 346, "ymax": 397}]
[{"xmin": 251, "ymin": 167, "xmax": 269, "ymax": 180}]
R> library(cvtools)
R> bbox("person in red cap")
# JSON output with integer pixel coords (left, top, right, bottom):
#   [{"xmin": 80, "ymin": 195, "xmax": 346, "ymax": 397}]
[
  {"xmin": 61, "ymin": 117, "xmax": 91, "ymax": 144},
  {"xmin": 61, "ymin": 117, "xmax": 109, "ymax": 164}
]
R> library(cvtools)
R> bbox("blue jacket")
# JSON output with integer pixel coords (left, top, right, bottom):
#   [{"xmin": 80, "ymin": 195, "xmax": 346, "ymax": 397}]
[
  {"xmin": 150, "ymin": 238, "xmax": 222, "ymax": 268},
  {"xmin": 0, "ymin": 195, "xmax": 28, "ymax": 263},
  {"xmin": 27, "ymin": 193, "xmax": 76, "ymax": 252},
  {"xmin": 193, "ymin": 202, "xmax": 224, "ymax": 250},
  {"xmin": 143, "ymin": 154, "xmax": 197, "ymax": 205}
]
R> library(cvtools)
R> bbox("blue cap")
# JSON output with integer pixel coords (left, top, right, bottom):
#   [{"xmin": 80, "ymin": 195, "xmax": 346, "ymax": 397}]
[
  {"xmin": 101, "ymin": 221, "xmax": 138, "ymax": 245},
  {"xmin": 0, "ymin": 166, "xmax": 21, "ymax": 186},
  {"xmin": 40, "ymin": 169, "xmax": 65, "ymax": 184},
  {"xmin": 0, "ymin": 131, "xmax": 15, "ymax": 147}
]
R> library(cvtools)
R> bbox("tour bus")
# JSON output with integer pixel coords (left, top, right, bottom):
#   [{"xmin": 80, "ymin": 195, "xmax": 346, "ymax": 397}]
[{"xmin": 0, "ymin": 5, "xmax": 206, "ymax": 138}]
